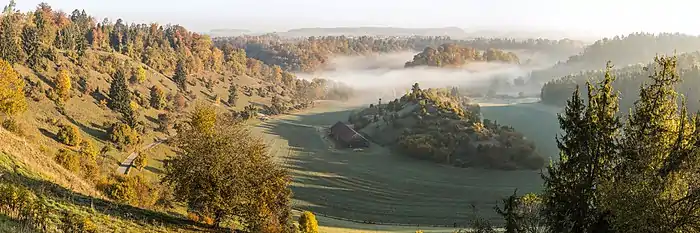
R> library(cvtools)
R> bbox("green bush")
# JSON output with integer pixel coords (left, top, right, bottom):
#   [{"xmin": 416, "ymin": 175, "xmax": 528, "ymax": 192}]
[
  {"xmin": 133, "ymin": 153, "xmax": 147, "ymax": 171},
  {"xmin": 57, "ymin": 123, "xmax": 82, "ymax": 146},
  {"xmin": 55, "ymin": 149, "xmax": 81, "ymax": 173},
  {"xmin": 298, "ymin": 211, "xmax": 319, "ymax": 233},
  {"xmin": 1, "ymin": 118, "xmax": 22, "ymax": 135},
  {"xmin": 79, "ymin": 140, "xmax": 98, "ymax": 161},
  {"xmin": 99, "ymin": 175, "xmax": 156, "ymax": 208},
  {"xmin": 59, "ymin": 211, "xmax": 98, "ymax": 233},
  {"xmin": 108, "ymin": 122, "xmax": 141, "ymax": 149}
]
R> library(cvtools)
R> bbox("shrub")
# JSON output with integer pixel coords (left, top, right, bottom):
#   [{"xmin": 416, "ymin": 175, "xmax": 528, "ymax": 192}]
[
  {"xmin": 149, "ymin": 86, "xmax": 167, "ymax": 109},
  {"xmin": 298, "ymin": 211, "xmax": 319, "ymax": 233},
  {"xmin": 133, "ymin": 153, "xmax": 147, "ymax": 171},
  {"xmin": 157, "ymin": 113, "xmax": 171, "ymax": 132},
  {"xmin": 108, "ymin": 122, "xmax": 141, "ymax": 148},
  {"xmin": 55, "ymin": 149, "xmax": 81, "ymax": 173},
  {"xmin": 79, "ymin": 140, "xmax": 98, "ymax": 161},
  {"xmin": 59, "ymin": 211, "xmax": 98, "ymax": 233},
  {"xmin": 99, "ymin": 175, "xmax": 156, "ymax": 208},
  {"xmin": 1, "ymin": 118, "xmax": 22, "ymax": 135},
  {"xmin": 57, "ymin": 123, "xmax": 82, "ymax": 146}
]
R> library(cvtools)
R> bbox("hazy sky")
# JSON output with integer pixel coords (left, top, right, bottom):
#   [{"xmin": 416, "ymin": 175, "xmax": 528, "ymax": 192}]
[{"xmin": 12, "ymin": 0, "xmax": 699, "ymax": 36}]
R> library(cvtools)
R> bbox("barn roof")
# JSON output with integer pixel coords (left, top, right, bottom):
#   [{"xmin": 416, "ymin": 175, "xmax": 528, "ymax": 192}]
[{"xmin": 330, "ymin": 121, "xmax": 368, "ymax": 143}]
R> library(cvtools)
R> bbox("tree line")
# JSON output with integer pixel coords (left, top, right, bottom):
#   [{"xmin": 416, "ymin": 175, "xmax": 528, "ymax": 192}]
[
  {"xmin": 540, "ymin": 51, "xmax": 700, "ymax": 112},
  {"xmin": 531, "ymin": 32, "xmax": 700, "ymax": 83},
  {"xmin": 214, "ymin": 35, "xmax": 582, "ymax": 72}
]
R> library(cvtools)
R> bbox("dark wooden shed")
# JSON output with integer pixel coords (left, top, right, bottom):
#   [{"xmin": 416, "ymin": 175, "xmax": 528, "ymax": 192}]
[{"xmin": 329, "ymin": 121, "xmax": 370, "ymax": 148}]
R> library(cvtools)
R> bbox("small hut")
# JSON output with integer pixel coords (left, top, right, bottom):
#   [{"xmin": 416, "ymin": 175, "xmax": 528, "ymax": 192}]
[{"xmin": 329, "ymin": 121, "xmax": 370, "ymax": 148}]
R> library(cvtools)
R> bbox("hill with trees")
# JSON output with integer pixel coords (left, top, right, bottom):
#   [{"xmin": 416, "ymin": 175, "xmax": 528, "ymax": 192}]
[
  {"xmin": 530, "ymin": 32, "xmax": 700, "ymax": 83},
  {"xmin": 215, "ymin": 35, "xmax": 582, "ymax": 72},
  {"xmin": 0, "ymin": 1, "xmax": 349, "ymax": 232},
  {"xmin": 348, "ymin": 84, "xmax": 544, "ymax": 170},
  {"xmin": 540, "ymin": 51, "xmax": 700, "ymax": 112},
  {"xmin": 404, "ymin": 44, "xmax": 520, "ymax": 67}
]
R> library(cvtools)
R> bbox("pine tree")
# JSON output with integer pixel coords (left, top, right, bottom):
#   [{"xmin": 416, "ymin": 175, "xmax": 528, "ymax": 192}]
[
  {"xmin": 173, "ymin": 60, "xmax": 187, "ymax": 91},
  {"xmin": 108, "ymin": 68, "xmax": 131, "ymax": 113},
  {"xmin": 0, "ymin": 13, "xmax": 23, "ymax": 64},
  {"xmin": 227, "ymin": 84, "xmax": 238, "ymax": 106},
  {"xmin": 21, "ymin": 25, "xmax": 40, "ymax": 68},
  {"xmin": 0, "ymin": 58, "xmax": 25, "ymax": 116},
  {"xmin": 149, "ymin": 86, "xmax": 166, "ymax": 109},
  {"xmin": 541, "ymin": 62, "xmax": 621, "ymax": 233},
  {"xmin": 601, "ymin": 55, "xmax": 700, "ymax": 233}
]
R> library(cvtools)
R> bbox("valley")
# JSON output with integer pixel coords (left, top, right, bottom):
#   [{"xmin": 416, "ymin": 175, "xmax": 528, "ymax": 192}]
[{"xmin": 249, "ymin": 99, "xmax": 560, "ymax": 230}]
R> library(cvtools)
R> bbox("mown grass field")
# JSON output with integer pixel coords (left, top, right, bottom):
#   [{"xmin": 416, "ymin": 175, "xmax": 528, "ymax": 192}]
[{"xmin": 250, "ymin": 101, "xmax": 561, "ymax": 230}]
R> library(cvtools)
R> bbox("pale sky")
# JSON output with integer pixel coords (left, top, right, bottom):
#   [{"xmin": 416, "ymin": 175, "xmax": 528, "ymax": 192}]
[{"xmin": 12, "ymin": 0, "xmax": 700, "ymax": 36}]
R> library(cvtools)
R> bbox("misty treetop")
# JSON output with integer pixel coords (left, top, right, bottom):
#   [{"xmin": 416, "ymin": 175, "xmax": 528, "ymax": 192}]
[{"xmin": 404, "ymin": 44, "xmax": 519, "ymax": 68}]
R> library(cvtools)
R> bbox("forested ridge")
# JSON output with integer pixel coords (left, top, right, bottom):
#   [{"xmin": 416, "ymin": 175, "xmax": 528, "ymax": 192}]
[
  {"xmin": 531, "ymin": 32, "xmax": 700, "ymax": 82},
  {"xmin": 540, "ymin": 51, "xmax": 700, "ymax": 112},
  {"xmin": 215, "ymin": 35, "xmax": 583, "ymax": 72}
]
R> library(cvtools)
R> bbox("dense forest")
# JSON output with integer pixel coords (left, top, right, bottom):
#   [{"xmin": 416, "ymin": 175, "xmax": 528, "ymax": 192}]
[
  {"xmin": 530, "ymin": 32, "xmax": 700, "ymax": 82},
  {"xmin": 404, "ymin": 44, "xmax": 520, "ymax": 67},
  {"xmin": 540, "ymin": 51, "xmax": 700, "ymax": 112},
  {"xmin": 348, "ymin": 84, "xmax": 544, "ymax": 170},
  {"xmin": 214, "ymin": 35, "xmax": 583, "ymax": 72}
]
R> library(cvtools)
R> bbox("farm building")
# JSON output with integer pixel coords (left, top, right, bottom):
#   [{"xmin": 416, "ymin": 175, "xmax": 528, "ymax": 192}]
[{"xmin": 329, "ymin": 121, "xmax": 370, "ymax": 148}]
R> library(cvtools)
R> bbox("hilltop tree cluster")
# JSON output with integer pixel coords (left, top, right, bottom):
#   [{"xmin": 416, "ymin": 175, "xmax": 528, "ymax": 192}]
[
  {"xmin": 404, "ymin": 44, "xmax": 519, "ymax": 68},
  {"xmin": 349, "ymin": 83, "xmax": 544, "ymax": 170}
]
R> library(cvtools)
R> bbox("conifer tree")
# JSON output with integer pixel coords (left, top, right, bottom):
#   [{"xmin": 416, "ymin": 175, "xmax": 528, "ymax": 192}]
[
  {"xmin": 21, "ymin": 25, "xmax": 40, "ymax": 68},
  {"xmin": 108, "ymin": 68, "xmax": 131, "ymax": 113},
  {"xmin": 0, "ymin": 12, "xmax": 23, "ymax": 64},
  {"xmin": 149, "ymin": 85, "xmax": 166, "ymax": 110},
  {"xmin": 541, "ymin": 62, "xmax": 621, "ymax": 233},
  {"xmin": 227, "ymin": 84, "xmax": 238, "ymax": 106},
  {"xmin": 173, "ymin": 60, "xmax": 187, "ymax": 91}
]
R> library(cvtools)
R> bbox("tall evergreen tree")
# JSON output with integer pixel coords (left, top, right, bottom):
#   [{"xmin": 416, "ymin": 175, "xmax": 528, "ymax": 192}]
[
  {"xmin": 173, "ymin": 60, "xmax": 187, "ymax": 91},
  {"xmin": 108, "ymin": 68, "xmax": 131, "ymax": 113},
  {"xmin": 227, "ymin": 84, "xmax": 238, "ymax": 106},
  {"xmin": 0, "ymin": 13, "xmax": 23, "ymax": 63},
  {"xmin": 542, "ymin": 62, "xmax": 621, "ymax": 233},
  {"xmin": 21, "ymin": 25, "xmax": 40, "ymax": 68},
  {"xmin": 601, "ymin": 55, "xmax": 700, "ymax": 233}
]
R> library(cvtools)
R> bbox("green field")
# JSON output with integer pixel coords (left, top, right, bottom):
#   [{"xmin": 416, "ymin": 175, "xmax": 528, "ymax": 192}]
[{"xmin": 251, "ymin": 102, "xmax": 561, "ymax": 229}]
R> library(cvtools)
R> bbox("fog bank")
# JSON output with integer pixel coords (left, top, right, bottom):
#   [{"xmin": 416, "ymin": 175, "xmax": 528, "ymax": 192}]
[{"xmin": 296, "ymin": 52, "xmax": 545, "ymax": 104}]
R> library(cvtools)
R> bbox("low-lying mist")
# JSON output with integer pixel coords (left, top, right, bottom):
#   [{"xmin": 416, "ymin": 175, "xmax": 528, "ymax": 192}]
[{"xmin": 296, "ymin": 52, "xmax": 547, "ymax": 105}]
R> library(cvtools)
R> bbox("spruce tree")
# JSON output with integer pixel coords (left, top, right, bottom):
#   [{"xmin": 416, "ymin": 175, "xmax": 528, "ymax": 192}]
[
  {"xmin": 227, "ymin": 84, "xmax": 238, "ymax": 106},
  {"xmin": 21, "ymin": 25, "xmax": 40, "ymax": 68},
  {"xmin": 602, "ymin": 55, "xmax": 700, "ymax": 233},
  {"xmin": 541, "ymin": 62, "xmax": 621, "ymax": 233},
  {"xmin": 173, "ymin": 60, "xmax": 187, "ymax": 91},
  {"xmin": 108, "ymin": 68, "xmax": 131, "ymax": 113},
  {"xmin": 149, "ymin": 85, "xmax": 166, "ymax": 109}
]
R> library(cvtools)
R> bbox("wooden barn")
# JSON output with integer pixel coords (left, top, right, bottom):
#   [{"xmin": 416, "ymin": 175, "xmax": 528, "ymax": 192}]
[{"xmin": 329, "ymin": 121, "xmax": 370, "ymax": 148}]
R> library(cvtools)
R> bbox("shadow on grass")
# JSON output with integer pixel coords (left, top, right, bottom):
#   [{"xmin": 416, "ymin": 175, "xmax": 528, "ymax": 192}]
[
  {"xmin": 144, "ymin": 165, "xmax": 164, "ymax": 175},
  {"xmin": 0, "ymin": 170, "xmax": 223, "ymax": 232},
  {"xmin": 254, "ymin": 107, "xmax": 544, "ymax": 227},
  {"xmin": 66, "ymin": 115, "xmax": 107, "ymax": 142},
  {"xmin": 38, "ymin": 128, "xmax": 57, "ymax": 143}
]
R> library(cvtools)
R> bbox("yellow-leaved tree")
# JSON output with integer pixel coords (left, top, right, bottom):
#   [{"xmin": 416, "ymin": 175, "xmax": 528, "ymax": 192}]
[
  {"xmin": 0, "ymin": 58, "xmax": 26, "ymax": 116},
  {"xmin": 55, "ymin": 69, "xmax": 71, "ymax": 101},
  {"xmin": 298, "ymin": 211, "xmax": 319, "ymax": 233}
]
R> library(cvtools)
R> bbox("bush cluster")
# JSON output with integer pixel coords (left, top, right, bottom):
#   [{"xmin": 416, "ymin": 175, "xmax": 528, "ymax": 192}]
[{"xmin": 57, "ymin": 123, "xmax": 82, "ymax": 146}]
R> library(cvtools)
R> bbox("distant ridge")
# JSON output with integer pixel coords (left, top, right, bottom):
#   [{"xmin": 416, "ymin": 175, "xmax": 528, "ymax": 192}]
[
  {"xmin": 208, "ymin": 28, "xmax": 253, "ymax": 37},
  {"xmin": 280, "ymin": 27, "xmax": 467, "ymax": 38}
]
